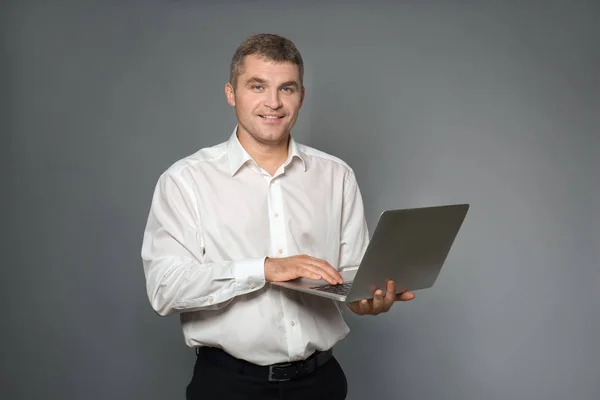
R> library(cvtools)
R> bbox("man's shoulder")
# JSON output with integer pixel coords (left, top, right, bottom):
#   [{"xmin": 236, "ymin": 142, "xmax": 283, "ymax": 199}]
[
  {"xmin": 161, "ymin": 140, "xmax": 228, "ymax": 179},
  {"xmin": 296, "ymin": 143, "xmax": 355, "ymax": 175}
]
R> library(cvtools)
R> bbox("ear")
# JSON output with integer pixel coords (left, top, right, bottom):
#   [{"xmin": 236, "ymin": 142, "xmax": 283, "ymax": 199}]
[
  {"xmin": 225, "ymin": 82, "xmax": 236, "ymax": 107},
  {"xmin": 299, "ymin": 87, "xmax": 305, "ymax": 109}
]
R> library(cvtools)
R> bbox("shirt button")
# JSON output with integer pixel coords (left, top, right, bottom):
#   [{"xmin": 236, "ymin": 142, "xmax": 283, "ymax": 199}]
[
  {"xmin": 249, "ymin": 282, "xmax": 256, "ymax": 289},
  {"xmin": 290, "ymin": 321, "xmax": 296, "ymax": 327},
  {"xmin": 278, "ymin": 249, "xmax": 284, "ymax": 255},
  {"xmin": 208, "ymin": 297, "xmax": 214, "ymax": 304},
  {"xmin": 274, "ymin": 212, "xmax": 279, "ymax": 218}
]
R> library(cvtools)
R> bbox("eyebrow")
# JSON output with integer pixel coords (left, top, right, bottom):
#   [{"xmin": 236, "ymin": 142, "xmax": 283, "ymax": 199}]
[
  {"xmin": 246, "ymin": 77, "xmax": 267, "ymax": 86},
  {"xmin": 279, "ymin": 80, "xmax": 299, "ymax": 89},
  {"xmin": 245, "ymin": 77, "xmax": 299, "ymax": 89}
]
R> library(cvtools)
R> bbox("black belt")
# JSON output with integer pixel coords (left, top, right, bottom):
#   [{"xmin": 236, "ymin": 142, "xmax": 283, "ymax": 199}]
[{"xmin": 198, "ymin": 347, "xmax": 333, "ymax": 382}]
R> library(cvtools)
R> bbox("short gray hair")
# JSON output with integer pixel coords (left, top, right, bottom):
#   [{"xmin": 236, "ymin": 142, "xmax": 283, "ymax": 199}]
[{"xmin": 229, "ymin": 33, "xmax": 304, "ymax": 89}]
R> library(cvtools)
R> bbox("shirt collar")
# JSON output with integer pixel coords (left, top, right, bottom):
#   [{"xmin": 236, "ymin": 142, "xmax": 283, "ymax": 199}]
[{"xmin": 227, "ymin": 126, "xmax": 307, "ymax": 176}]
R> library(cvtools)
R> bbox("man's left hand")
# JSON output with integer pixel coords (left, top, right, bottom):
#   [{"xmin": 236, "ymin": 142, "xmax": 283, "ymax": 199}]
[{"xmin": 347, "ymin": 280, "xmax": 415, "ymax": 315}]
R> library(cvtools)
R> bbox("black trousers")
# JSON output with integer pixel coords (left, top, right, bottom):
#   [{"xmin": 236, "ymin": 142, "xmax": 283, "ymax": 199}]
[{"xmin": 186, "ymin": 348, "xmax": 348, "ymax": 400}]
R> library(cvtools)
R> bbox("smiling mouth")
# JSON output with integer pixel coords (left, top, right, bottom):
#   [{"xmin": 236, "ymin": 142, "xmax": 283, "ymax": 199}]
[{"xmin": 259, "ymin": 115, "xmax": 284, "ymax": 119}]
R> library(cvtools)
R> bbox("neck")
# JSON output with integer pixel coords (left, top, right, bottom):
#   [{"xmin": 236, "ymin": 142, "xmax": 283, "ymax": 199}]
[{"xmin": 237, "ymin": 129, "xmax": 290, "ymax": 176}]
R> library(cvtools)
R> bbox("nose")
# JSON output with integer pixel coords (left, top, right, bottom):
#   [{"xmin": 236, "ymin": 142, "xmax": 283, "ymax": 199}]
[{"xmin": 264, "ymin": 89, "xmax": 282, "ymax": 109}]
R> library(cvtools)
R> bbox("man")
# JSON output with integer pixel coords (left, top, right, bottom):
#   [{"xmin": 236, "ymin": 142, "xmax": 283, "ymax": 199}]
[{"xmin": 141, "ymin": 33, "xmax": 415, "ymax": 400}]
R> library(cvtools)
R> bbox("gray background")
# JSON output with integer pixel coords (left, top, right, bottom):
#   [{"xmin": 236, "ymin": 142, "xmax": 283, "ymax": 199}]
[{"xmin": 3, "ymin": 1, "xmax": 599, "ymax": 399}]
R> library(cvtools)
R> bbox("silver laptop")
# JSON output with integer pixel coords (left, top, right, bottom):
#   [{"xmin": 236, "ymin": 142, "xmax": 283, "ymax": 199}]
[{"xmin": 271, "ymin": 203, "xmax": 469, "ymax": 302}]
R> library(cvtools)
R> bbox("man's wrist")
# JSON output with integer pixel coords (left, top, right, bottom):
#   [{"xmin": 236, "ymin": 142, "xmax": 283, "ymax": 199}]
[{"xmin": 264, "ymin": 257, "xmax": 276, "ymax": 282}]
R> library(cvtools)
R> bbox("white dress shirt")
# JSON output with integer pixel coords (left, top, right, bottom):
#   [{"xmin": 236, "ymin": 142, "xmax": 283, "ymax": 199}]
[{"xmin": 141, "ymin": 127, "xmax": 370, "ymax": 366}]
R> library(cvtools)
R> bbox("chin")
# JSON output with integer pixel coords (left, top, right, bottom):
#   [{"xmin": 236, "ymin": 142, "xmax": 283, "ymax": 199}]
[
  {"xmin": 256, "ymin": 128, "xmax": 289, "ymax": 142},
  {"xmin": 261, "ymin": 132, "xmax": 289, "ymax": 144},
  {"xmin": 239, "ymin": 120, "xmax": 291, "ymax": 145}
]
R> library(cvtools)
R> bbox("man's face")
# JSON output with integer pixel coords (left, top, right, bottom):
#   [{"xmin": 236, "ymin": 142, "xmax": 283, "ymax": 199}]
[{"xmin": 225, "ymin": 54, "xmax": 304, "ymax": 146}]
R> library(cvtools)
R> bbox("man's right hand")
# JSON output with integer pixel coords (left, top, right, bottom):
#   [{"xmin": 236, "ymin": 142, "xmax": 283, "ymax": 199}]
[{"xmin": 264, "ymin": 255, "xmax": 344, "ymax": 285}]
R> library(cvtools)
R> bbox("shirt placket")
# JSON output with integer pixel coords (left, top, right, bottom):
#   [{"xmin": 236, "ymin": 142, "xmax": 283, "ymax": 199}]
[{"xmin": 266, "ymin": 175, "xmax": 303, "ymax": 361}]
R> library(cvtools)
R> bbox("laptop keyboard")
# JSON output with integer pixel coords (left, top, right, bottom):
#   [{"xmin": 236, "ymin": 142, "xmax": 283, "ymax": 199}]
[{"xmin": 310, "ymin": 282, "xmax": 353, "ymax": 296}]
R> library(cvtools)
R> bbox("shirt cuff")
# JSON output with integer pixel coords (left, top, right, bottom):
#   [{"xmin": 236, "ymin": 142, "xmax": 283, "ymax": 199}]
[{"xmin": 233, "ymin": 257, "xmax": 267, "ymax": 294}]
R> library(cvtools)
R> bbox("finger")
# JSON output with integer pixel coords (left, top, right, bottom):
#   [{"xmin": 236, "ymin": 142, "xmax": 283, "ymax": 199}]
[
  {"xmin": 302, "ymin": 265, "xmax": 338, "ymax": 284},
  {"xmin": 349, "ymin": 301, "xmax": 365, "ymax": 315},
  {"xmin": 307, "ymin": 258, "xmax": 343, "ymax": 284},
  {"xmin": 307, "ymin": 260, "xmax": 343, "ymax": 284},
  {"xmin": 371, "ymin": 290, "xmax": 384, "ymax": 314},
  {"xmin": 383, "ymin": 281, "xmax": 396, "ymax": 311},
  {"xmin": 318, "ymin": 261, "xmax": 344, "ymax": 284},
  {"xmin": 295, "ymin": 266, "xmax": 322, "ymax": 281},
  {"xmin": 396, "ymin": 291, "xmax": 415, "ymax": 301},
  {"xmin": 359, "ymin": 299, "xmax": 371, "ymax": 314},
  {"xmin": 348, "ymin": 301, "xmax": 360, "ymax": 314}
]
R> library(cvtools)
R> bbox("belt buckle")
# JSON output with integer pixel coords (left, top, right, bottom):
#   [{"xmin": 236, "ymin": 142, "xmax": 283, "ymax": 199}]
[{"xmin": 268, "ymin": 363, "xmax": 293, "ymax": 382}]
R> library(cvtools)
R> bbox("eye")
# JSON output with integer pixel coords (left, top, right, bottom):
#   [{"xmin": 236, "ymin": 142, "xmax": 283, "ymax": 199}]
[
  {"xmin": 281, "ymin": 87, "xmax": 293, "ymax": 93},
  {"xmin": 252, "ymin": 85, "xmax": 264, "ymax": 91}
]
